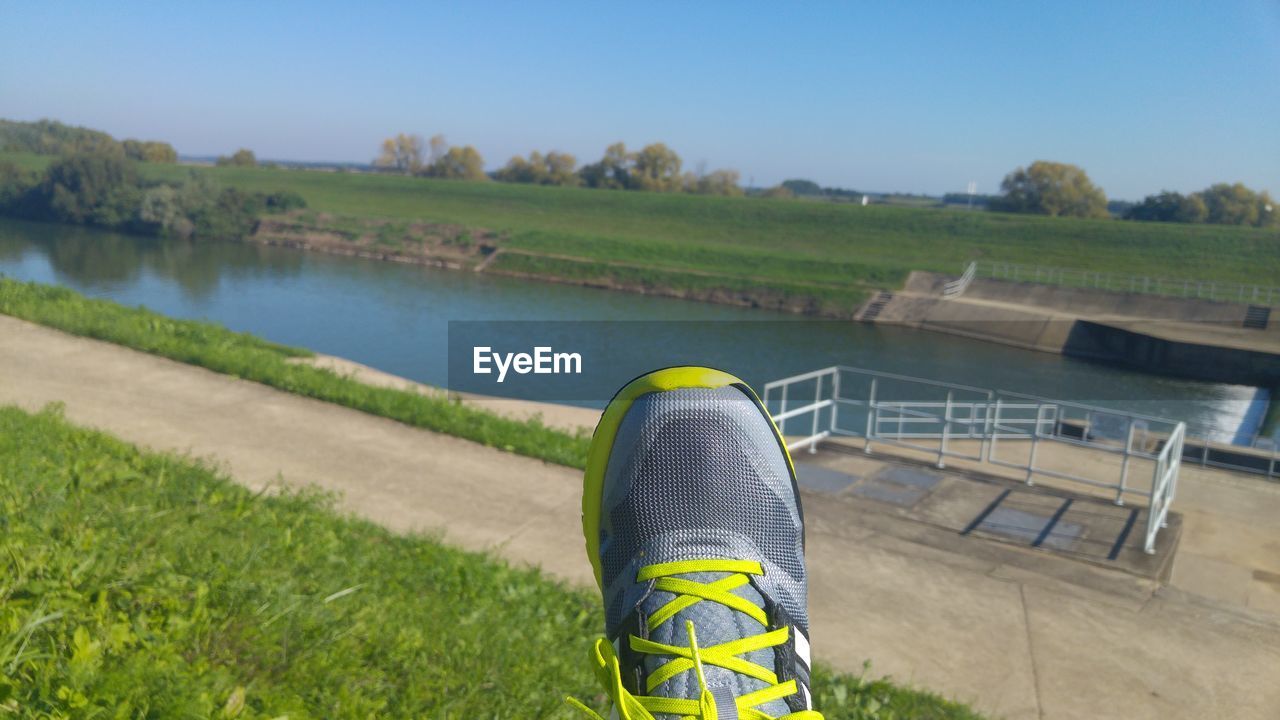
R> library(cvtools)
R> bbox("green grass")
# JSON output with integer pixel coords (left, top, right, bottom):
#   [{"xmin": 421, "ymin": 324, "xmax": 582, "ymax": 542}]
[
  {"xmin": 123, "ymin": 158, "xmax": 1278, "ymax": 286},
  {"xmin": 492, "ymin": 251, "xmax": 869, "ymax": 315},
  {"xmin": 0, "ymin": 278, "xmax": 589, "ymax": 469},
  {"xmin": 0, "ymin": 405, "xmax": 984, "ymax": 719}
]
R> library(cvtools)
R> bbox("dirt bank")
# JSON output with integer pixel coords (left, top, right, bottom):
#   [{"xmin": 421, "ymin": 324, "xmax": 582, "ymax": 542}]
[{"xmin": 249, "ymin": 212, "xmax": 867, "ymax": 319}]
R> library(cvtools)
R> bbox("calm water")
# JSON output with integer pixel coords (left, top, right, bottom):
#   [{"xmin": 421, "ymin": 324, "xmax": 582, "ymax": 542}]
[{"xmin": 0, "ymin": 218, "xmax": 1267, "ymax": 442}]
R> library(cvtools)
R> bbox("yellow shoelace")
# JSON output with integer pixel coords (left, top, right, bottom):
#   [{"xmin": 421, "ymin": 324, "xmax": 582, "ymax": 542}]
[{"xmin": 567, "ymin": 559, "xmax": 824, "ymax": 720}]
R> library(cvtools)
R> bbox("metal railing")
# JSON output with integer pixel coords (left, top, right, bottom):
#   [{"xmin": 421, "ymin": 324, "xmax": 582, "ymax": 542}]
[
  {"xmin": 943, "ymin": 261, "xmax": 977, "ymax": 298},
  {"xmin": 1147, "ymin": 422, "xmax": 1184, "ymax": 554},
  {"xmin": 975, "ymin": 261, "xmax": 1280, "ymax": 306},
  {"xmin": 762, "ymin": 366, "xmax": 1189, "ymax": 554}
]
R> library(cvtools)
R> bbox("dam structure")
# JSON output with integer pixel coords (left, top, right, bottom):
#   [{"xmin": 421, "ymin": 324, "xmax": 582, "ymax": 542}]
[{"xmin": 860, "ymin": 261, "xmax": 1280, "ymax": 389}]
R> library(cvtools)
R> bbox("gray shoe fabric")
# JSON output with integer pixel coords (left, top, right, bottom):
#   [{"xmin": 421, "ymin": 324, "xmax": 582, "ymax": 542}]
[{"xmin": 597, "ymin": 385, "xmax": 811, "ymax": 716}]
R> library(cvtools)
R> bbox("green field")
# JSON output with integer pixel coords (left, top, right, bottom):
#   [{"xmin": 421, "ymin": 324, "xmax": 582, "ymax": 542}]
[
  {"xmin": 143, "ymin": 162, "xmax": 1278, "ymax": 279},
  {"xmin": 7, "ymin": 150, "xmax": 1278, "ymax": 315},
  {"xmin": 0, "ymin": 404, "xmax": 985, "ymax": 719}
]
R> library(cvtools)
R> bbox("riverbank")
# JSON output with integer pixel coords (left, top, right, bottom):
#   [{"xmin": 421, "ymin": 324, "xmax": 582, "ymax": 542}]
[
  {"xmin": 251, "ymin": 210, "xmax": 872, "ymax": 317},
  {"xmin": 8, "ymin": 149, "xmax": 1280, "ymax": 320}
]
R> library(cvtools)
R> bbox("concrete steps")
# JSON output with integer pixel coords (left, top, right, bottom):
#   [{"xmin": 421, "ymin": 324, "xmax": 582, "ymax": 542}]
[
  {"xmin": 857, "ymin": 291, "xmax": 894, "ymax": 322},
  {"xmin": 1245, "ymin": 304, "xmax": 1271, "ymax": 330}
]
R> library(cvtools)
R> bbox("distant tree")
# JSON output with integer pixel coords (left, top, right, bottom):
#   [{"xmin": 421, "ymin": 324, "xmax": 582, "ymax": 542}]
[
  {"xmin": 428, "ymin": 134, "xmax": 449, "ymax": 166},
  {"xmin": 216, "ymin": 148, "xmax": 257, "ymax": 168},
  {"xmin": 543, "ymin": 151, "xmax": 578, "ymax": 186},
  {"xmin": 495, "ymin": 153, "xmax": 538, "ymax": 183},
  {"xmin": 991, "ymin": 160, "xmax": 1108, "ymax": 218},
  {"xmin": 1180, "ymin": 193, "xmax": 1210, "ymax": 224},
  {"xmin": 139, "ymin": 184, "xmax": 194, "ymax": 237},
  {"xmin": 373, "ymin": 134, "xmax": 425, "ymax": 174},
  {"xmin": 579, "ymin": 142, "xmax": 633, "ymax": 189},
  {"xmin": 122, "ymin": 139, "xmax": 144, "ymax": 162},
  {"xmin": 1260, "ymin": 195, "xmax": 1278, "ymax": 228},
  {"xmin": 495, "ymin": 150, "xmax": 579, "ymax": 186},
  {"xmin": 0, "ymin": 118, "xmax": 122, "ymax": 156},
  {"xmin": 781, "ymin": 179, "xmax": 823, "ymax": 196},
  {"xmin": 0, "ymin": 160, "xmax": 37, "ymax": 210},
  {"xmin": 760, "ymin": 185, "xmax": 794, "ymax": 199},
  {"xmin": 692, "ymin": 169, "xmax": 743, "ymax": 196},
  {"xmin": 123, "ymin": 139, "xmax": 178, "ymax": 163},
  {"xmin": 423, "ymin": 143, "xmax": 486, "ymax": 180},
  {"xmin": 37, "ymin": 151, "xmax": 142, "ymax": 227},
  {"xmin": 1105, "ymin": 199, "xmax": 1135, "ymax": 218},
  {"xmin": 630, "ymin": 143, "xmax": 682, "ymax": 192},
  {"xmin": 1196, "ymin": 183, "xmax": 1275, "ymax": 227},
  {"xmin": 1125, "ymin": 191, "xmax": 1207, "ymax": 223}
]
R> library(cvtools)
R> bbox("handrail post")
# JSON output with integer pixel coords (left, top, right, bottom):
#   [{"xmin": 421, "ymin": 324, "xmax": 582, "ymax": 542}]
[
  {"xmin": 830, "ymin": 369, "xmax": 841, "ymax": 436},
  {"xmin": 1116, "ymin": 418, "xmax": 1134, "ymax": 506},
  {"xmin": 1146, "ymin": 457, "xmax": 1164, "ymax": 554},
  {"xmin": 937, "ymin": 390, "xmax": 952, "ymax": 468},
  {"xmin": 864, "ymin": 377, "xmax": 877, "ymax": 455},
  {"xmin": 809, "ymin": 374, "xmax": 823, "ymax": 454},
  {"xmin": 1168, "ymin": 424, "xmax": 1184, "ymax": 509},
  {"xmin": 988, "ymin": 398, "xmax": 1002, "ymax": 463},
  {"xmin": 980, "ymin": 393, "xmax": 994, "ymax": 462},
  {"xmin": 1026, "ymin": 404, "xmax": 1042, "ymax": 485}
]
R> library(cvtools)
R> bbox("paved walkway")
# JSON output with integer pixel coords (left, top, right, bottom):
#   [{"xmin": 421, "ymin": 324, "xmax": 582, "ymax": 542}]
[{"xmin": 2, "ymin": 314, "xmax": 1279, "ymax": 720}]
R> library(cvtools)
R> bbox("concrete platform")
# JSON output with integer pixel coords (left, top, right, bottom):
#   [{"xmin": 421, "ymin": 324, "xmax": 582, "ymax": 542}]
[{"xmin": 793, "ymin": 443, "xmax": 1179, "ymax": 588}]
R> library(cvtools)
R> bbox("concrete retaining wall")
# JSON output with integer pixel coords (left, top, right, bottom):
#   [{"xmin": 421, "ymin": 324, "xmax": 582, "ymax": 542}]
[
  {"xmin": 872, "ymin": 272, "xmax": 1280, "ymax": 387},
  {"xmin": 1065, "ymin": 321, "xmax": 1280, "ymax": 386}
]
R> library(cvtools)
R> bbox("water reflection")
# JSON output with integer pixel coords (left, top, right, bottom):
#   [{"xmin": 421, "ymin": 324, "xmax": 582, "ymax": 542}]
[{"xmin": 0, "ymin": 219, "xmax": 305, "ymax": 300}]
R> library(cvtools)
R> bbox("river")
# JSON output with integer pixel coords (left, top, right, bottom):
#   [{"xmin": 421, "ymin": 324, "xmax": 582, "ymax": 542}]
[{"xmin": 0, "ymin": 217, "xmax": 1267, "ymax": 443}]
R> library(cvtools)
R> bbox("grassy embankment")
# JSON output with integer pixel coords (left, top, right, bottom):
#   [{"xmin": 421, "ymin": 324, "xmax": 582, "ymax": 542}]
[
  {"xmin": 9, "ymin": 150, "xmax": 1280, "ymax": 315},
  {"xmin": 0, "ymin": 279, "xmax": 589, "ymax": 468}
]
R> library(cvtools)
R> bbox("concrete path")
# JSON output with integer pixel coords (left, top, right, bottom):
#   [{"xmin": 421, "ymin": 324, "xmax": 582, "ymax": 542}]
[{"xmin": 2, "ymin": 314, "xmax": 1279, "ymax": 720}]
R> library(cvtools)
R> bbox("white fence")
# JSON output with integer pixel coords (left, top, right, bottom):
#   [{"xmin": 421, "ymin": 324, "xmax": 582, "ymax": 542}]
[
  {"xmin": 975, "ymin": 261, "xmax": 1280, "ymax": 306},
  {"xmin": 762, "ymin": 366, "xmax": 1188, "ymax": 554}
]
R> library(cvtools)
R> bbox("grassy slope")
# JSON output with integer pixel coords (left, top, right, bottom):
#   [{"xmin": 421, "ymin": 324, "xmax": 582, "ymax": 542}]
[
  {"xmin": 0, "ymin": 279, "xmax": 589, "ymax": 468},
  {"xmin": 0, "ymin": 404, "xmax": 984, "ymax": 719},
  {"xmin": 130, "ymin": 161, "xmax": 1280, "ymax": 285}
]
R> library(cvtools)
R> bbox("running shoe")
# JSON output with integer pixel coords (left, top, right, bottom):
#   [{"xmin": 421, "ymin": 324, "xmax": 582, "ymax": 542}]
[{"xmin": 570, "ymin": 367, "xmax": 822, "ymax": 720}]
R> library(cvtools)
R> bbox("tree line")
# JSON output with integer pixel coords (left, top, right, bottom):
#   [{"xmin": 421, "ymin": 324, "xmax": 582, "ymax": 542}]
[
  {"xmin": 1, "ymin": 118, "xmax": 177, "ymax": 165},
  {"xmin": 374, "ymin": 134, "xmax": 747, "ymax": 196},
  {"xmin": 375, "ymin": 133, "xmax": 1277, "ymax": 224},
  {"xmin": 1123, "ymin": 184, "xmax": 1275, "ymax": 227},
  {"xmin": 0, "ymin": 150, "xmax": 305, "ymax": 240},
  {"xmin": 372, "ymin": 134, "xmax": 486, "ymax": 180},
  {"xmin": 988, "ymin": 160, "xmax": 1274, "ymax": 227}
]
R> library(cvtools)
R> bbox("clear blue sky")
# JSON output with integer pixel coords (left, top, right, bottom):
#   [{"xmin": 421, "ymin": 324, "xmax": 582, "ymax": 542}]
[{"xmin": 2, "ymin": 1, "xmax": 1277, "ymax": 199}]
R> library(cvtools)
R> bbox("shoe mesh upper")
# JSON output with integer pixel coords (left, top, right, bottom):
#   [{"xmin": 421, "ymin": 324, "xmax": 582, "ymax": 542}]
[{"xmin": 597, "ymin": 385, "xmax": 810, "ymax": 714}]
